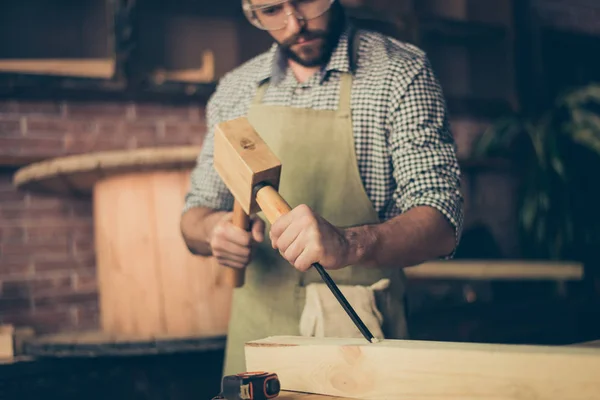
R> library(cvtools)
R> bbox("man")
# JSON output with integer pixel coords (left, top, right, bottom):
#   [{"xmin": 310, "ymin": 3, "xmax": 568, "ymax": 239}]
[{"xmin": 180, "ymin": 0, "xmax": 463, "ymax": 376}]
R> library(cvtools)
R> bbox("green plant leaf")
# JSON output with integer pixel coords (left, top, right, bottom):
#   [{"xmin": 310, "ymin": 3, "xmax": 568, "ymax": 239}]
[{"xmin": 470, "ymin": 116, "xmax": 524, "ymax": 158}]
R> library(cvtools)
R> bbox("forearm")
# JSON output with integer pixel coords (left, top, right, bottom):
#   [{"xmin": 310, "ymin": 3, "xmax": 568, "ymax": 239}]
[
  {"xmin": 180, "ymin": 206, "xmax": 227, "ymax": 256},
  {"xmin": 344, "ymin": 206, "xmax": 457, "ymax": 269}
]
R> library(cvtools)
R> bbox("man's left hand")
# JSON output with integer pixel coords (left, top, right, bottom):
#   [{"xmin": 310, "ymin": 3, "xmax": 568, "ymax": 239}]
[{"xmin": 269, "ymin": 204, "xmax": 350, "ymax": 272}]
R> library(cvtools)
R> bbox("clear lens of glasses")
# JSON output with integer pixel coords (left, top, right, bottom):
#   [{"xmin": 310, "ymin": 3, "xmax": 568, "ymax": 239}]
[{"xmin": 243, "ymin": 0, "xmax": 335, "ymax": 31}]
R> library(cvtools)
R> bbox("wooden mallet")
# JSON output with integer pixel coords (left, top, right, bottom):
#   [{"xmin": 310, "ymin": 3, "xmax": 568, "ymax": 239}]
[
  {"xmin": 212, "ymin": 116, "xmax": 378, "ymax": 343},
  {"xmin": 213, "ymin": 116, "xmax": 283, "ymax": 288}
]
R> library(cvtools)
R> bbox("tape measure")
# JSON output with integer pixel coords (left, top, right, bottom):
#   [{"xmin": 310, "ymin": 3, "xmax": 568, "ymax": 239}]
[{"xmin": 212, "ymin": 371, "xmax": 280, "ymax": 400}]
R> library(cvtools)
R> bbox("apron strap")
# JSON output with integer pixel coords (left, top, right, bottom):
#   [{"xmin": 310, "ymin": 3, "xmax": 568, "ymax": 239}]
[
  {"xmin": 253, "ymin": 82, "xmax": 269, "ymax": 104},
  {"xmin": 337, "ymin": 25, "xmax": 360, "ymax": 118},
  {"xmin": 337, "ymin": 73, "xmax": 352, "ymax": 118}
]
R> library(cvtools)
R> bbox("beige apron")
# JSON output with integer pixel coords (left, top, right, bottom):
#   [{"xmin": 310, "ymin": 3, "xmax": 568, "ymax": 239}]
[{"xmin": 221, "ymin": 63, "xmax": 408, "ymax": 377}]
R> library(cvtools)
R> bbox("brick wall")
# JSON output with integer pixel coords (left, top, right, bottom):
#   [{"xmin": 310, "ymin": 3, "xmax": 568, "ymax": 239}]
[
  {"xmin": 0, "ymin": 100, "xmax": 207, "ymax": 334},
  {"xmin": 534, "ymin": 0, "xmax": 600, "ymax": 35}
]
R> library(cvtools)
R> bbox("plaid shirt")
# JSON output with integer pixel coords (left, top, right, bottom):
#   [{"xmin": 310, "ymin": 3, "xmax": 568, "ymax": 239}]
[{"xmin": 184, "ymin": 23, "xmax": 464, "ymax": 246}]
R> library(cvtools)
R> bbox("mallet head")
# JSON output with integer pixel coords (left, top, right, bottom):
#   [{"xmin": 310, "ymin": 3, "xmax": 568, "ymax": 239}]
[{"xmin": 213, "ymin": 117, "xmax": 282, "ymax": 215}]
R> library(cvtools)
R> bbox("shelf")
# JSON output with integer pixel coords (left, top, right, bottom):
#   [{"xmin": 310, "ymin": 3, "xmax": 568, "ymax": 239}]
[
  {"xmin": 0, "ymin": 59, "xmax": 115, "ymax": 79},
  {"xmin": 0, "ymin": 73, "xmax": 217, "ymax": 104}
]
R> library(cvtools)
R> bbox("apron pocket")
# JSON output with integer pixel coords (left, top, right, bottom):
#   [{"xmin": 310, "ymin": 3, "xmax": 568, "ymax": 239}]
[{"xmin": 298, "ymin": 278, "xmax": 390, "ymax": 339}]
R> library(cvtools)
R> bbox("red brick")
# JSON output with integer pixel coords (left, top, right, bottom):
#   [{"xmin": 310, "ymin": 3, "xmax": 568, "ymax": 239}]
[
  {"xmin": 26, "ymin": 117, "xmax": 95, "ymax": 135},
  {"xmin": 134, "ymin": 103, "xmax": 194, "ymax": 120},
  {"xmin": 69, "ymin": 201, "xmax": 92, "ymax": 218},
  {"xmin": 23, "ymin": 219, "xmax": 92, "ymax": 234},
  {"xmin": 15, "ymin": 101, "xmax": 63, "ymax": 115},
  {"xmin": 30, "ymin": 274, "xmax": 74, "ymax": 296},
  {"xmin": 0, "ymin": 136, "xmax": 65, "ymax": 155},
  {"xmin": 33, "ymin": 256, "xmax": 79, "ymax": 273},
  {"xmin": 0, "ymin": 203, "xmax": 72, "ymax": 221},
  {"xmin": 1, "ymin": 240, "xmax": 71, "ymax": 257},
  {"xmin": 0, "ymin": 225, "xmax": 26, "ymax": 244},
  {"xmin": 0, "ymin": 119, "xmax": 21, "ymax": 134},
  {"xmin": 0, "ymin": 187, "xmax": 27, "ymax": 202},
  {"xmin": 66, "ymin": 102, "xmax": 129, "ymax": 119},
  {"xmin": 62, "ymin": 133, "xmax": 120, "ymax": 153},
  {"xmin": 1, "ymin": 280, "xmax": 30, "ymax": 298},
  {"xmin": 0, "ymin": 101, "xmax": 17, "ymax": 114},
  {"xmin": 26, "ymin": 194, "xmax": 67, "ymax": 209},
  {"xmin": 73, "ymin": 269, "xmax": 97, "ymax": 292},
  {"xmin": 73, "ymin": 235, "xmax": 94, "ymax": 256},
  {"xmin": 1, "ymin": 307, "xmax": 74, "ymax": 334},
  {"xmin": 73, "ymin": 302, "xmax": 100, "ymax": 329},
  {"xmin": 34, "ymin": 291, "xmax": 98, "ymax": 308},
  {"xmin": 0, "ymin": 259, "xmax": 33, "ymax": 279},
  {"xmin": 0, "ymin": 297, "xmax": 31, "ymax": 312},
  {"xmin": 189, "ymin": 105, "xmax": 207, "ymax": 123}
]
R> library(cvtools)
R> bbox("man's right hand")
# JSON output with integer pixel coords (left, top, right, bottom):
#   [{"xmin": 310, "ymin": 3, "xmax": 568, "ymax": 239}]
[{"xmin": 209, "ymin": 212, "xmax": 265, "ymax": 269}]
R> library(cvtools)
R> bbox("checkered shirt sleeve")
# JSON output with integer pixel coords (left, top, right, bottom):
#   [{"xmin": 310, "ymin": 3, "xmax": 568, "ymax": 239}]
[{"xmin": 387, "ymin": 58, "xmax": 464, "ymax": 245}]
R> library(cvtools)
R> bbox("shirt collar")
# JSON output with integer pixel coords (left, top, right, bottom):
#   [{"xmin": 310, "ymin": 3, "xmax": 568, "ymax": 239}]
[{"xmin": 255, "ymin": 22, "xmax": 354, "ymax": 86}]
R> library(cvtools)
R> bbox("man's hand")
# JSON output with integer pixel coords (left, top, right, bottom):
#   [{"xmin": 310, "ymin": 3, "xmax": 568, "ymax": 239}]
[
  {"xmin": 269, "ymin": 204, "xmax": 350, "ymax": 272},
  {"xmin": 210, "ymin": 212, "xmax": 265, "ymax": 269}
]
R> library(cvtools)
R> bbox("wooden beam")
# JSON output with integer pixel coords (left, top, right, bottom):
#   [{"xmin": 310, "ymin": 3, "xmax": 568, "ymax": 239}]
[
  {"xmin": 404, "ymin": 260, "xmax": 584, "ymax": 281},
  {"xmin": 0, "ymin": 59, "xmax": 115, "ymax": 78},
  {"xmin": 279, "ymin": 392, "xmax": 353, "ymax": 399},
  {"xmin": 245, "ymin": 336, "xmax": 600, "ymax": 399},
  {"xmin": 151, "ymin": 51, "xmax": 215, "ymax": 84}
]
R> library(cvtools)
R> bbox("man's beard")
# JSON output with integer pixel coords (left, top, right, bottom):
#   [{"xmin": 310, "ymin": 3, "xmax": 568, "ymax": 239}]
[
  {"xmin": 277, "ymin": 6, "xmax": 345, "ymax": 67},
  {"xmin": 279, "ymin": 29, "xmax": 332, "ymax": 67}
]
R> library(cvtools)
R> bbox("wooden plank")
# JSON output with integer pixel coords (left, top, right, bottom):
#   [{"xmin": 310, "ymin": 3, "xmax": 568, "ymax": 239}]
[
  {"xmin": 245, "ymin": 336, "xmax": 600, "ymax": 400},
  {"xmin": 405, "ymin": 260, "xmax": 584, "ymax": 280},
  {"xmin": 151, "ymin": 50, "xmax": 215, "ymax": 84},
  {"xmin": 0, "ymin": 59, "xmax": 115, "ymax": 78},
  {"xmin": 279, "ymin": 391, "xmax": 353, "ymax": 399},
  {"xmin": 0, "ymin": 325, "xmax": 14, "ymax": 360}
]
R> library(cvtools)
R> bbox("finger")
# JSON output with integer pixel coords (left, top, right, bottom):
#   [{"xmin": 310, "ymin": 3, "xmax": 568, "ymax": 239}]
[
  {"xmin": 250, "ymin": 217, "xmax": 265, "ymax": 242},
  {"xmin": 211, "ymin": 236, "xmax": 252, "ymax": 259},
  {"xmin": 213, "ymin": 249, "xmax": 249, "ymax": 264},
  {"xmin": 223, "ymin": 224, "xmax": 253, "ymax": 247},
  {"xmin": 273, "ymin": 217, "xmax": 303, "ymax": 251},
  {"xmin": 282, "ymin": 233, "xmax": 306, "ymax": 267},
  {"xmin": 215, "ymin": 256, "xmax": 247, "ymax": 269},
  {"xmin": 292, "ymin": 248, "xmax": 316, "ymax": 272},
  {"xmin": 269, "ymin": 206, "xmax": 296, "ymax": 241}
]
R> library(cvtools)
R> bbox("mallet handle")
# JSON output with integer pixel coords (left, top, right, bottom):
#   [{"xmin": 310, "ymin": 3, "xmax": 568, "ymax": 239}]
[
  {"xmin": 225, "ymin": 200, "xmax": 250, "ymax": 288},
  {"xmin": 255, "ymin": 184, "xmax": 293, "ymax": 221}
]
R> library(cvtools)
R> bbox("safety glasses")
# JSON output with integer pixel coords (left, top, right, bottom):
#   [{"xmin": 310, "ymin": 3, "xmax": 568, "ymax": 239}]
[{"xmin": 242, "ymin": 0, "xmax": 335, "ymax": 31}]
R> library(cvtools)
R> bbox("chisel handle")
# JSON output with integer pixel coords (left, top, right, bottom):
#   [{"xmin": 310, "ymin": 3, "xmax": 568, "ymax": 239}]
[
  {"xmin": 253, "ymin": 182, "xmax": 377, "ymax": 343},
  {"xmin": 224, "ymin": 200, "xmax": 250, "ymax": 288}
]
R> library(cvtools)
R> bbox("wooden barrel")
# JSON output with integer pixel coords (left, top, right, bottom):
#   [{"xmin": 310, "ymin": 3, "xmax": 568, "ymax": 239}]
[{"xmin": 14, "ymin": 147, "xmax": 233, "ymax": 338}]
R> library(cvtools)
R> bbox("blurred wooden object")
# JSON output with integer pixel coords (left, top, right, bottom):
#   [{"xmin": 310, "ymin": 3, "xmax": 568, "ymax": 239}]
[
  {"xmin": 0, "ymin": 59, "xmax": 115, "ymax": 78},
  {"xmin": 405, "ymin": 260, "xmax": 584, "ymax": 281},
  {"xmin": 13, "ymin": 146, "xmax": 232, "ymax": 338},
  {"xmin": 0, "ymin": 325, "xmax": 14, "ymax": 359},
  {"xmin": 151, "ymin": 50, "xmax": 215, "ymax": 84}
]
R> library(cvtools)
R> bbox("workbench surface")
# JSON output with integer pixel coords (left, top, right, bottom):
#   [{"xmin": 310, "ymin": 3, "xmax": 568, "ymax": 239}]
[{"xmin": 280, "ymin": 391, "xmax": 351, "ymax": 399}]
